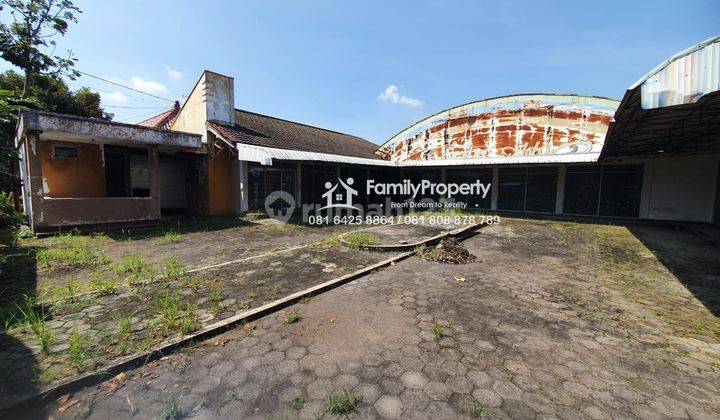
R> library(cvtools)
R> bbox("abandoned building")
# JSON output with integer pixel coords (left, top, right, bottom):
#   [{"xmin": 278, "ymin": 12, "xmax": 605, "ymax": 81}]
[{"xmin": 14, "ymin": 36, "xmax": 720, "ymax": 232}]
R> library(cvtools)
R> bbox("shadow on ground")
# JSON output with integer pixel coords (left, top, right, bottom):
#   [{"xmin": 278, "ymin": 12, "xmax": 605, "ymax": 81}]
[{"xmin": 627, "ymin": 224, "xmax": 720, "ymax": 317}]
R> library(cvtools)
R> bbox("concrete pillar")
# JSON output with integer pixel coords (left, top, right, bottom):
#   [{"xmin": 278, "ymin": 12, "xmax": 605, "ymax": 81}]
[
  {"xmin": 296, "ymin": 162, "xmax": 302, "ymax": 208},
  {"xmin": 555, "ymin": 166, "xmax": 566, "ymax": 214},
  {"xmin": 639, "ymin": 160, "xmax": 654, "ymax": 219},
  {"xmin": 148, "ymin": 146, "xmax": 161, "ymax": 220},
  {"xmin": 234, "ymin": 160, "xmax": 249, "ymax": 213},
  {"xmin": 25, "ymin": 132, "xmax": 44, "ymax": 231},
  {"xmin": 491, "ymin": 167, "xmax": 499, "ymax": 211}
]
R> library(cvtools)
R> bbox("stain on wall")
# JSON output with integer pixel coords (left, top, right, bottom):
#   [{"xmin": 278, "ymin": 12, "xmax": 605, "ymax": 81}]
[
  {"xmin": 378, "ymin": 95, "xmax": 619, "ymax": 162},
  {"xmin": 40, "ymin": 140, "xmax": 106, "ymax": 198}
]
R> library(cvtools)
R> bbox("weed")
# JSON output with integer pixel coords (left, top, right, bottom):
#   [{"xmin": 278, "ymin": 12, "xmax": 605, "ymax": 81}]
[
  {"xmin": 65, "ymin": 280, "xmax": 80, "ymax": 302},
  {"xmin": 210, "ymin": 304, "xmax": 220, "ymax": 317},
  {"xmin": 160, "ymin": 400, "xmax": 183, "ymax": 420},
  {"xmin": 114, "ymin": 255, "xmax": 153, "ymax": 284},
  {"xmin": 291, "ymin": 396, "xmax": 307, "ymax": 410},
  {"xmin": 117, "ymin": 314, "xmax": 133, "ymax": 338},
  {"xmin": 432, "ymin": 323, "xmax": 443, "ymax": 341},
  {"xmin": 156, "ymin": 291, "xmax": 200, "ymax": 337},
  {"xmin": 162, "ymin": 257, "xmax": 187, "ymax": 279},
  {"xmin": 341, "ymin": 232, "xmax": 379, "ymax": 249},
  {"xmin": 208, "ymin": 287, "xmax": 223, "ymax": 303},
  {"xmin": 324, "ymin": 389, "xmax": 361, "ymax": 415},
  {"xmin": 90, "ymin": 272, "xmax": 119, "ymax": 295},
  {"xmin": 472, "ymin": 403, "xmax": 488, "ymax": 417},
  {"xmin": 237, "ymin": 299, "xmax": 251, "ymax": 310},
  {"xmin": 156, "ymin": 230, "xmax": 180, "ymax": 245},
  {"xmin": 14, "ymin": 296, "xmax": 53, "ymax": 353},
  {"xmin": 318, "ymin": 235, "xmax": 341, "ymax": 248},
  {"xmin": 285, "ymin": 311, "xmax": 301, "ymax": 324},
  {"xmin": 179, "ymin": 304, "xmax": 200, "ymax": 336},
  {"xmin": 267, "ymin": 284, "xmax": 282, "ymax": 300},
  {"xmin": 69, "ymin": 327, "xmax": 90, "ymax": 371}
]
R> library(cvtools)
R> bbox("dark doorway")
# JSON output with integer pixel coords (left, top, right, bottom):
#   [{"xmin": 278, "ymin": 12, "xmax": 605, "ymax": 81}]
[{"xmin": 104, "ymin": 147, "xmax": 130, "ymax": 197}]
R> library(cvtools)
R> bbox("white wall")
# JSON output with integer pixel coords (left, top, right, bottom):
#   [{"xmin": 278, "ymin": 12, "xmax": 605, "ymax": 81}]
[{"xmin": 640, "ymin": 154, "xmax": 720, "ymax": 223}]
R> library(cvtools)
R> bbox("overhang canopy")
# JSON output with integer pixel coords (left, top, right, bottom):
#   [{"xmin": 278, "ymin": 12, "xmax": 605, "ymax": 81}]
[
  {"xmin": 601, "ymin": 36, "xmax": 720, "ymax": 159},
  {"xmin": 16, "ymin": 110, "xmax": 203, "ymax": 150}
]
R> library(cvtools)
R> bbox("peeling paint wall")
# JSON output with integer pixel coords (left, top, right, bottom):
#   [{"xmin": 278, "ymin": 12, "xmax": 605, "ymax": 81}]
[
  {"xmin": 40, "ymin": 140, "xmax": 106, "ymax": 198},
  {"xmin": 378, "ymin": 95, "xmax": 619, "ymax": 163},
  {"xmin": 171, "ymin": 73, "xmax": 208, "ymax": 137},
  {"xmin": 171, "ymin": 71, "xmax": 235, "ymax": 139}
]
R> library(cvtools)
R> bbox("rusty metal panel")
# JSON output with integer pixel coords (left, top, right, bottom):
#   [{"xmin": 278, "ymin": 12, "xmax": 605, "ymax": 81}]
[
  {"xmin": 378, "ymin": 94, "xmax": 619, "ymax": 163},
  {"xmin": 637, "ymin": 36, "xmax": 720, "ymax": 109}
]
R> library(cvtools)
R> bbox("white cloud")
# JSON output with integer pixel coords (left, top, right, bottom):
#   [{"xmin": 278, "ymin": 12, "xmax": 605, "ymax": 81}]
[
  {"xmin": 101, "ymin": 91, "xmax": 128, "ymax": 103},
  {"xmin": 165, "ymin": 65, "xmax": 182, "ymax": 80},
  {"xmin": 378, "ymin": 85, "xmax": 422, "ymax": 107},
  {"xmin": 130, "ymin": 76, "xmax": 168, "ymax": 94}
]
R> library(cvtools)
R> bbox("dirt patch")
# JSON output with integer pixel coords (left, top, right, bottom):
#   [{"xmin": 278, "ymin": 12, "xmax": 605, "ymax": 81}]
[{"xmin": 417, "ymin": 238, "xmax": 476, "ymax": 264}]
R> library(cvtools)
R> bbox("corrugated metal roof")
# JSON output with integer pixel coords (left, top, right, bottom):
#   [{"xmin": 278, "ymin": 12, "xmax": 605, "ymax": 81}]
[{"xmin": 635, "ymin": 35, "xmax": 720, "ymax": 109}]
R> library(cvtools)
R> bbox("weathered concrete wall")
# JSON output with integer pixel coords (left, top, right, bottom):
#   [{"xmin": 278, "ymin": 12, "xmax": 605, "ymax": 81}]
[
  {"xmin": 171, "ymin": 73, "xmax": 208, "ymax": 137},
  {"xmin": 378, "ymin": 95, "xmax": 618, "ymax": 162},
  {"xmin": 40, "ymin": 140, "xmax": 106, "ymax": 198},
  {"xmin": 639, "ymin": 154, "xmax": 720, "ymax": 223},
  {"xmin": 38, "ymin": 197, "xmax": 157, "ymax": 227},
  {"xmin": 205, "ymin": 71, "xmax": 235, "ymax": 125},
  {"xmin": 171, "ymin": 71, "xmax": 235, "ymax": 139}
]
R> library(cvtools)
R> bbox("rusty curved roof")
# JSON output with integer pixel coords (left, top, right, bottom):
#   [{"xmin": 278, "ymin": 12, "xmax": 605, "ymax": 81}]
[{"xmin": 379, "ymin": 93, "xmax": 619, "ymax": 164}]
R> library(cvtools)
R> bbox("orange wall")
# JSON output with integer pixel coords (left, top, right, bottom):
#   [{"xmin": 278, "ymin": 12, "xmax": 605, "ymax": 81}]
[
  {"xmin": 40, "ymin": 140, "xmax": 106, "ymax": 198},
  {"xmin": 207, "ymin": 143, "xmax": 234, "ymax": 214}
]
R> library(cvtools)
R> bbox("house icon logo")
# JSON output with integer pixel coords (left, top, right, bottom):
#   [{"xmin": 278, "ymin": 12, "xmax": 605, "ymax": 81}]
[
  {"xmin": 319, "ymin": 177, "xmax": 359, "ymax": 211},
  {"xmin": 264, "ymin": 190, "xmax": 296, "ymax": 222}
]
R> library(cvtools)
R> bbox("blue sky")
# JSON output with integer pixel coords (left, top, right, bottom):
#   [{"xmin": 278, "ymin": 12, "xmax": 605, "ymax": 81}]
[{"xmin": 2, "ymin": 0, "xmax": 719, "ymax": 144}]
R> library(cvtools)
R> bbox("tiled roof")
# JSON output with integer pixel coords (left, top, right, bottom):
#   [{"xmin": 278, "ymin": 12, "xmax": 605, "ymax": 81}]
[
  {"xmin": 207, "ymin": 109, "xmax": 382, "ymax": 160},
  {"xmin": 137, "ymin": 102, "xmax": 180, "ymax": 130}
]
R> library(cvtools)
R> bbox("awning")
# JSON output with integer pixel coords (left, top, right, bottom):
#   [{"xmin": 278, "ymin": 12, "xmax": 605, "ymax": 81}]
[{"xmin": 236, "ymin": 142, "xmax": 600, "ymax": 167}]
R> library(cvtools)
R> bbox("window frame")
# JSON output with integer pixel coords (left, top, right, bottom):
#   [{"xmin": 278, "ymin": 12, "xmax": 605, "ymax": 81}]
[{"xmin": 51, "ymin": 144, "xmax": 80, "ymax": 159}]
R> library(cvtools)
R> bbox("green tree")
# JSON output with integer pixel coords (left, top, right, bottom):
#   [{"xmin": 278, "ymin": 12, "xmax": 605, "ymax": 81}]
[
  {"xmin": 0, "ymin": 70, "xmax": 112, "ymax": 119},
  {"xmin": 0, "ymin": 0, "xmax": 82, "ymax": 97}
]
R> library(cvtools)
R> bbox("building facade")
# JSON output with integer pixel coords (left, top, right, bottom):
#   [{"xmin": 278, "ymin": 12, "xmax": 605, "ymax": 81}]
[{"xmin": 15, "ymin": 37, "xmax": 720, "ymax": 232}]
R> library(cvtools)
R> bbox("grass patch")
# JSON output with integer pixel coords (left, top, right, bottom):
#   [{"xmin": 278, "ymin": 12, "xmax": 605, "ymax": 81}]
[
  {"xmin": 14, "ymin": 296, "xmax": 53, "ymax": 353},
  {"xmin": 113, "ymin": 254, "xmax": 154, "ymax": 284},
  {"xmin": 36, "ymin": 233, "xmax": 109, "ymax": 270},
  {"xmin": 341, "ymin": 231, "xmax": 379, "ymax": 249},
  {"xmin": 317, "ymin": 234, "xmax": 341, "ymax": 248},
  {"xmin": 472, "ymin": 403, "xmax": 488, "ymax": 417},
  {"xmin": 432, "ymin": 323, "xmax": 443, "ymax": 341},
  {"xmin": 155, "ymin": 291, "xmax": 200, "ymax": 337},
  {"xmin": 69, "ymin": 327, "xmax": 91, "ymax": 371},
  {"xmin": 285, "ymin": 310, "xmax": 301, "ymax": 324},
  {"xmin": 325, "ymin": 389, "xmax": 361, "ymax": 415},
  {"xmin": 116, "ymin": 314, "xmax": 132, "ymax": 338},
  {"xmin": 291, "ymin": 396, "xmax": 307, "ymax": 410},
  {"xmin": 156, "ymin": 230, "xmax": 180, "ymax": 245},
  {"xmin": 89, "ymin": 272, "xmax": 119, "ymax": 296},
  {"xmin": 161, "ymin": 257, "xmax": 187, "ymax": 279},
  {"xmin": 160, "ymin": 400, "xmax": 183, "ymax": 420}
]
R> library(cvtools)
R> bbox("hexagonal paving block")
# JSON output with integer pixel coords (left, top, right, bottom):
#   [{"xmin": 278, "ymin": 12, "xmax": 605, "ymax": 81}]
[
  {"xmin": 400, "ymin": 371, "xmax": 429, "ymax": 389},
  {"xmin": 423, "ymin": 381, "xmax": 453, "ymax": 401},
  {"xmin": 375, "ymin": 395, "xmax": 404, "ymax": 419},
  {"xmin": 401, "ymin": 388, "xmax": 430, "ymax": 411}
]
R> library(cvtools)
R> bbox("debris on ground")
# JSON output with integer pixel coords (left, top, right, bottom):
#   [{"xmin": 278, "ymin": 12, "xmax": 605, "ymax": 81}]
[{"xmin": 417, "ymin": 238, "xmax": 477, "ymax": 264}]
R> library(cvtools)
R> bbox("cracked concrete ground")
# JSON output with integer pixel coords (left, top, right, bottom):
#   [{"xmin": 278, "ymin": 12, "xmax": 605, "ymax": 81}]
[{"xmin": 27, "ymin": 218, "xmax": 720, "ymax": 419}]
